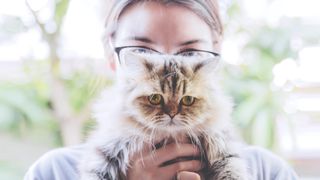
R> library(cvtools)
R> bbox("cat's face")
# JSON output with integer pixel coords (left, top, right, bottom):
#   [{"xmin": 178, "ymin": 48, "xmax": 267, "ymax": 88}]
[{"xmin": 119, "ymin": 53, "xmax": 223, "ymax": 132}]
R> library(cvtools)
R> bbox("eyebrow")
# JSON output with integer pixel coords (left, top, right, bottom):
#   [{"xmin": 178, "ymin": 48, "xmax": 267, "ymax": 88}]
[
  {"xmin": 126, "ymin": 37, "xmax": 208, "ymax": 47},
  {"xmin": 178, "ymin": 39, "xmax": 207, "ymax": 47},
  {"xmin": 127, "ymin": 36, "xmax": 154, "ymax": 44}
]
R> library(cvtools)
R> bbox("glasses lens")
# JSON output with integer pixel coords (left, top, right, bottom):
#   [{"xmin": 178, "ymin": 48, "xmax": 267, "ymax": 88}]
[
  {"xmin": 177, "ymin": 50, "xmax": 218, "ymax": 58},
  {"xmin": 121, "ymin": 47, "xmax": 158, "ymax": 55}
]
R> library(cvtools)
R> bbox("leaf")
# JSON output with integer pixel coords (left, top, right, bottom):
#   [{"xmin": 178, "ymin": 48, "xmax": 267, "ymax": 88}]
[
  {"xmin": 0, "ymin": 84, "xmax": 53, "ymax": 133},
  {"xmin": 251, "ymin": 110, "xmax": 275, "ymax": 148},
  {"xmin": 54, "ymin": 0, "xmax": 70, "ymax": 28}
]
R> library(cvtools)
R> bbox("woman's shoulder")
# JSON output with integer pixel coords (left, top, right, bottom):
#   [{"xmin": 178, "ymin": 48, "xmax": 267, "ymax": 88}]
[
  {"xmin": 241, "ymin": 146, "xmax": 299, "ymax": 179},
  {"xmin": 24, "ymin": 145, "xmax": 85, "ymax": 180}
]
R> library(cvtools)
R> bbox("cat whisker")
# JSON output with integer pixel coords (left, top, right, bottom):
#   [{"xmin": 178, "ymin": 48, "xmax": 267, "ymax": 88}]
[
  {"xmin": 183, "ymin": 125, "xmax": 207, "ymax": 164},
  {"xmin": 173, "ymin": 136, "xmax": 180, "ymax": 148}
]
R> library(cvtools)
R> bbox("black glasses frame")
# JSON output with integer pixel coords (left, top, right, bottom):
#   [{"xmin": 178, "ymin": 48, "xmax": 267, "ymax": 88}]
[{"xmin": 114, "ymin": 45, "xmax": 220, "ymax": 62}]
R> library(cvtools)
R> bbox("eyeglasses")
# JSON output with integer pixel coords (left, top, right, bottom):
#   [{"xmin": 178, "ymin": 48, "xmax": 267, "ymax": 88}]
[{"xmin": 114, "ymin": 46, "xmax": 220, "ymax": 63}]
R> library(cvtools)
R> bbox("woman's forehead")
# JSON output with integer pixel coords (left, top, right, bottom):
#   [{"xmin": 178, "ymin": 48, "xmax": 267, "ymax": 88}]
[{"xmin": 114, "ymin": 1, "xmax": 215, "ymax": 51}]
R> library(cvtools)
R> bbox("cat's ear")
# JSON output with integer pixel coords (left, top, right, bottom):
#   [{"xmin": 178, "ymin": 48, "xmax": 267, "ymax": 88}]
[
  {"xmin": 192, "ymin": 57, "xmax": 220, "ymax": 75},
  {"xmin": 119, "ymin": 52, "xmax": 154, "ymax": 74}
]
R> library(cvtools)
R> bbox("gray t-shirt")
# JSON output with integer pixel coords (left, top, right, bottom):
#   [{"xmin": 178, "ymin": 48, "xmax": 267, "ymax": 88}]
[{"xmin": 24, "ymin": 145, "xmax": 298, "ymax": 180}]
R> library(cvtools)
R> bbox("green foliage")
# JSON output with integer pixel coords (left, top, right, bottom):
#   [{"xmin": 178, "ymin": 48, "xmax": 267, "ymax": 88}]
[
  {"xmin": 222, "ymin": 61, "xmax": 284, "ymax": 149},
  {"xmin": 81, "ymin": 118, "xmax": 97, "ymax": 140},
  {"xmin": 221, "ymin": 1, "xmax": 315, "ymax": 149},
  {"xmin": 64, "ymin": 72, "xmax": 113, "ymax": 112},
  {"xmin": 0, "ymin": 0, "xmax": 113, "ymax": 145},
  {"xmin": 54, "ymin": 0, "xmax": 70, "ymax": 28},
  {"xmin": 0, "ymin": 83, "xmax": 53, "ymax": 135}
]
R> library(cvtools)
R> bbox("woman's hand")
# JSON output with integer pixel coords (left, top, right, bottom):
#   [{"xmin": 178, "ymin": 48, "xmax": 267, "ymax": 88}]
[{"xmin": 127, "ymin": 142, "xmax": 202, "ymax": 180}]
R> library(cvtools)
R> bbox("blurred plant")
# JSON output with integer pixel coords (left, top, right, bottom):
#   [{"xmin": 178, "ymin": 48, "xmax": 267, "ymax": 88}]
[
  {"xmin": 0, "ymin": 69, "xmax": 110, "ymax": 146},
  {"xmin": 0, "ymin": 83, "xmax": 52, "ymax": 135},
  {"xmin": 0, "ymin": 0, "xmax": 111, "ymax": 146},
  {"xmin": 22, "ymin": 0, "xmax": 81, "ymax": 145},
  {"xmin": 221, "ymin": 0, "xmax": 319, "ymax": 149},
  {"xmin": 24, "ymin": 0, "xmax": 113, "ymax": 145}
]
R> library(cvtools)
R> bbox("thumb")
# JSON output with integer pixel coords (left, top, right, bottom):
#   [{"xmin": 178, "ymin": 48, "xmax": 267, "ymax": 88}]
[{"xmin": 177, "ymin": 171, "xmax": 201, "ymax": 180}]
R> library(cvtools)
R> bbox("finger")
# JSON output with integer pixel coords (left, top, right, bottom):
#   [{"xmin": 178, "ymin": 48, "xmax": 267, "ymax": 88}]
[
  {"xmin": 154, "ymin": 136, "xmax": 190, "ymax": 150},
  {"xmin": 149, "ymin": 143, "xmax": 200, "ymax": 166},
  {"xmin": 165, "ymin": 135, "xmax": 191, "ymax": 144},
  {"xmin": 177, "ymin": 171, "xmax": 201, "ymax": 180},
  {"xmin": 158, "ymin": 160, "xmax": 202, "ymax": 179}
]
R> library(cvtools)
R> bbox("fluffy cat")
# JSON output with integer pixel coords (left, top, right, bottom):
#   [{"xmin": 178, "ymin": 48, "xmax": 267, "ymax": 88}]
[{"xmin": 79, "ymin": 52, "xmax": 249, "ymax": 180}]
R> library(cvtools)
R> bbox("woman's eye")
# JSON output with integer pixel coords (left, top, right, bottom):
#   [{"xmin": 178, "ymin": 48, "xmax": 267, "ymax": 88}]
[
  {"xmin": 179, "ymin": 51, "xmax": 198, "ymax": 57},
  {"xmin": 181, "ymin": 96, "xmax": 195, "ymax": 106},
  {"xmin": 132, "ymin": 48, "xmax": 153, "ymax": 54},
  {"xmin": 148, "ymin": 94, "xmax": 163, "ymax": 105},
  {"xmin": 178, "ymin": 50, "xmax": 216, "ymax": 58}
]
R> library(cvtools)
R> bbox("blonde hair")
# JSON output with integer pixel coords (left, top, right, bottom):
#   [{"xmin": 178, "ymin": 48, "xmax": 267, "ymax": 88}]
[{"xmin": 103, "ymin": 0, "xmax": 223, "ymax": 59}]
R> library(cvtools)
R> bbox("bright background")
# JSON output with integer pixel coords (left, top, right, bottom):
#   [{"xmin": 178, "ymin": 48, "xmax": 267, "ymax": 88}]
[{"xmin": 0, "ymin": 0, "xmax": 319, "ymax": 179}]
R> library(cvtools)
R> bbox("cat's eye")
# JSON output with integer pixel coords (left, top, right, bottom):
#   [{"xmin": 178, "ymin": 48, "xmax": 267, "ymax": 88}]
[
  {"xmin": 181, "ymin": 96, "xmax": 195, "ymax": 106},
  {"xmin": 148, "ymin": 94, "xmax": 163, "ymax": 105}
]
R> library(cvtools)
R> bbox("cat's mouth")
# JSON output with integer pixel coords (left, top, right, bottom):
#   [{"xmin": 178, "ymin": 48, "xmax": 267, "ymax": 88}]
[
  {"xmin": 168, "ymin": 119, "xmax": 177, "ymax": 126},
  {"xmin": 155, "ymin": 118, "xmax": 187, "ymax": 130}
]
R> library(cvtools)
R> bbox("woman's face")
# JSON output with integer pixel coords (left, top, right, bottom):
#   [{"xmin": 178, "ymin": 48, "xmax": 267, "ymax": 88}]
[{"xmin": 112, "ymin": 1, "xmax": 219, "ymax": 59}]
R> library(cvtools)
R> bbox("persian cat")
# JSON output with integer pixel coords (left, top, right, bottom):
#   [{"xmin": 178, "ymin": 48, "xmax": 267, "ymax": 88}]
[{"xmin": 79, "ymin": 52, "xmax": 249, "ymax": 180}]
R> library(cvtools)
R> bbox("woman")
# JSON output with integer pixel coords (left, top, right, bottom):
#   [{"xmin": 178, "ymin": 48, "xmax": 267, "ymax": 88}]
[{"xmin": 24, "ymin": 0, "xmax": 298, "ymax": 179}]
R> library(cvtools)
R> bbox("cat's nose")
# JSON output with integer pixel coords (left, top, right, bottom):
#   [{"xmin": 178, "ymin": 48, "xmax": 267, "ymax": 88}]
[
  {"xmin": 164, "ymin": 102, "xmax": 179, "ymax": 119},
  {"xmin": 168, "ymin": 112, "xmax": 177, "ymax": 119},
  {"xmin": 167, "ymin": 107, "xmax": 178, "ymax": 119}
]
